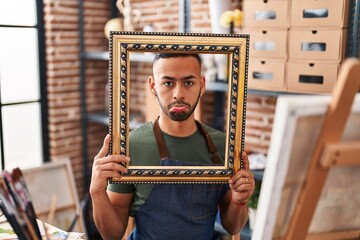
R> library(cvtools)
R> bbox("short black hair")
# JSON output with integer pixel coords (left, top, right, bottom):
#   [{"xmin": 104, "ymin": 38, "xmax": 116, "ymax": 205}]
[{"xmin": 153, "ymin": 53, "xmax": 201, "ymax": 67}]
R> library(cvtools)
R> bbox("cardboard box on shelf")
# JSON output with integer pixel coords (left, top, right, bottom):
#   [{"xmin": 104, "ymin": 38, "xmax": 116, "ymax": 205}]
[
  {"xmin": 290, "ymin": 0, "xmax": 349, "ymax": 28},
  {"xmin": 244, "ymin": 28, "xmax": 288, "ymax": 59},
  {"xmin": 248, "ymin": 58, "xmax": 286, "ymax": 91},
  {"xmin": 288, "ymin": 28, "xmax": 347, "ymax": 62},
  {"xmin": 287, "ymin": 61, "xmax": 339, "ymax": 94},
  {"xmin": 243, "ymin": 0, "xmax": 289, "ymax": 29}
]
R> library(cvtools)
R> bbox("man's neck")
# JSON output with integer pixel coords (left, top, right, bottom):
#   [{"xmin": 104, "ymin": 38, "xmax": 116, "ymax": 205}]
[{"xmin": 158, "ymin": 114, "xmax": 197, "ymax": 137}]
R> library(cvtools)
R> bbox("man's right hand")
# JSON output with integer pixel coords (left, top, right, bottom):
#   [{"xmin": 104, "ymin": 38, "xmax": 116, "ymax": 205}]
[{"xmin": 90, "ymin": 134, "xmax": 130, "ymax": 195}]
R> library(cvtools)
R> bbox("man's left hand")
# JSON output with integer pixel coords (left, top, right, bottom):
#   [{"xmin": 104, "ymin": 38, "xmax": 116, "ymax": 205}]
[{"xmin": 228, "ymin": 152, "xmax": 255, "ymax": 205}]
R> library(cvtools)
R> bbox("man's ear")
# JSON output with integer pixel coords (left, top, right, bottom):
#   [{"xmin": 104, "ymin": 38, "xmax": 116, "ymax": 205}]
[
  {"xmin": 200, "ymin": 76, "xmax": 206, "ymax": 96},
  {"xmin": 148, "ymin": 76, "xmax": 156, "ymax": 95}
]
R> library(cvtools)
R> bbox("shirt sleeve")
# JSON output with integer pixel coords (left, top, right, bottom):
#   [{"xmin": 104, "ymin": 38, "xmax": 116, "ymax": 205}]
[{"xmin": 107, "ymin": 182, "xmax": 135, "ymax": 193}]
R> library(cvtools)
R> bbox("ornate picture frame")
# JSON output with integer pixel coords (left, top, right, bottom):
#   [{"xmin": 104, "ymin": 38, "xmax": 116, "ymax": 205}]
[{"xmin": 109, "ymin": 32, "xmax": 249, "ymax": 183}]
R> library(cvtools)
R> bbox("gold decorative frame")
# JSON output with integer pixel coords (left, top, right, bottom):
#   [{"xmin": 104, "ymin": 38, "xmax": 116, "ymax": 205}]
[{"xmin": 109, "ymin": 31, "xmax": 249, "ymax": 183}]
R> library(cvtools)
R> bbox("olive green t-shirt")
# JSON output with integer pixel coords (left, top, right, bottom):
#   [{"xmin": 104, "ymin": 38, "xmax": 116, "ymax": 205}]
[{"xmin": 107, "ymin": 121, "xmax": 226, "ymax": 216}]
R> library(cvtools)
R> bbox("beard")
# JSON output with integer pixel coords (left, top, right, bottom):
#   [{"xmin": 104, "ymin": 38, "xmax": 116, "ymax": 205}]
[{"xmin": 156, "ymin": 91, "xmax": 201, "ymax": 121}]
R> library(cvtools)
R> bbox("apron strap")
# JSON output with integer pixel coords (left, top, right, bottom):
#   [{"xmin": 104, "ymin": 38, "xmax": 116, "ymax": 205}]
[
  {"xmin": 195, "ymin": 121, "xmax": 222, "ymax": 165},
  {"xmin": 152, "ymin": 117, "xmax": 169, "ymax": 159},
  {"xmin": 152, "ymin": 118, "xmax": 222, "ymax": 164}
]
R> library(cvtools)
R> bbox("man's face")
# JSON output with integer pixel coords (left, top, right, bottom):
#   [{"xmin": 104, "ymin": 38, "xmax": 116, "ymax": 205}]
[{"xmin": 150, "ymin": 56, "xmax": 205, "ymax": 121}]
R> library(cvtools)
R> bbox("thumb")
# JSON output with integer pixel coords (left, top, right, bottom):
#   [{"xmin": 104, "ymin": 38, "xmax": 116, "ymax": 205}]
[
  {"xmin": 95, "ymin": 134, "xmax": 111, "ymax": 159},
  {"xmin": 242, "ymin": 152, "xmax": 250, "ymax": 170}
]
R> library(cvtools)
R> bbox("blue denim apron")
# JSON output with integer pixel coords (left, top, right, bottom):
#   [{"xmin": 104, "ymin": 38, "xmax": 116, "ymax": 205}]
[{"xmin": 128, "ymin": 119, "xmax": 227, "ymax": 240}]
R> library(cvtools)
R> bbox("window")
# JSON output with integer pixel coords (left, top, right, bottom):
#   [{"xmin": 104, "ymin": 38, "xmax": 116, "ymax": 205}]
[{"xmin": 0, "ymin": 0, "xmax": 48, "ymax": 170}]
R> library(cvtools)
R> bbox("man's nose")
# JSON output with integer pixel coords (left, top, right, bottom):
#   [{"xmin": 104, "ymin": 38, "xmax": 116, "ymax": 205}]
[{"xmin": 173, "ymin": 85, "xmax": 185, "ymax": 100}]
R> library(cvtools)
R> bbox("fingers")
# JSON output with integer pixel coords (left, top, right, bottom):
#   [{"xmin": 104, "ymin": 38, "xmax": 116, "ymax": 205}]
[
  {"xmin": 230, "ymin": 151, "xmax": 253, "ymax": 185},
  {"xmin": 229, "ymin": 152, "xmax": 255, "ymax": 192},
  {"xmin": 90, "ymin": 156, "xmax": 130, "ymax": 194},
  {"xmin": 229, "ymin": 176, "xmax": 254, "ymax": 190},
  {"xmin": 95, "ymin": 134, "xmax": 111, "ymax": 160},
  {"xmin": 92, "ymin": 155, "xmax": 130, "ymax": 181},
  {"xmin": 90, "ymin": 135, "xmax": 130, "ymax": 194},
  {"xmin": 242, "ymin": 152, "xmax": 250, "ymax": 170},
  {"xmin": 94, "ymin": 154, "xmax": 130, "ymax": 168},
  {"xmin": 96, "ymin": 158, "xmax": 130, "ymax": 174},
  {"xmin": 92, "ymin": 134, "xmax": 130, "ymax": 177}
]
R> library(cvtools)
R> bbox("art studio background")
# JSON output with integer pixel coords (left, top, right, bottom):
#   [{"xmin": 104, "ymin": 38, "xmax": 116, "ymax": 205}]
[{"xmin": 0, "ymin": 0, "xmax": 359, "ymax": 239}]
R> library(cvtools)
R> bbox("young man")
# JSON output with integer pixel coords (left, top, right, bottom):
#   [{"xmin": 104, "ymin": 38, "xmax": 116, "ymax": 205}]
[{"xmin": 90, "ymin": 53, "xmax": 255, "ymax": 240}]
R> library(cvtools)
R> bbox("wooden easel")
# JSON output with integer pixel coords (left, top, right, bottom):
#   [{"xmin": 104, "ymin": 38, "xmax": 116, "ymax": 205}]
[{"xmin": 284, "ymin": 59, "xmax": 360, "ymax": 239}]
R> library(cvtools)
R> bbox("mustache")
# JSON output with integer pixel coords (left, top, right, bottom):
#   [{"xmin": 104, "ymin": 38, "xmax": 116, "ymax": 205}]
[{"xmin": 168, "ymin": 100, "xmax": 191, "ymax": 109}]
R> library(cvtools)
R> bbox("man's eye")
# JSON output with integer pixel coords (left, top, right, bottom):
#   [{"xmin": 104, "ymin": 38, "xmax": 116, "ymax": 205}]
[
  {"xmin": 185, "ymin": 81, "xmax": 193, "ymax": 86},
  {"xmin": 164, "ymin": 82, "xmax": 173, "ymax": 87}
]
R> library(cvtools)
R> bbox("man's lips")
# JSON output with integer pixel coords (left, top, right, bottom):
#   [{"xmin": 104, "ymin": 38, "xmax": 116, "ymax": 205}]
[{"xmin": 170, "ymin": 105, "xmax": 188, "ymax": 112}]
